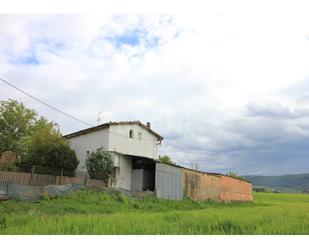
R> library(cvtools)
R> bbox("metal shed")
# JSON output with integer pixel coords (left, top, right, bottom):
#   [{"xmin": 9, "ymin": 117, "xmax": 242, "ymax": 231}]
[{"xmin": 155, "ymin": 162, "xmax": 183, "ymax": 200}]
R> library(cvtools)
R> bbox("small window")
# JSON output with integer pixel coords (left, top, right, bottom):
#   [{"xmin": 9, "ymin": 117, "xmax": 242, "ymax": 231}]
[
  {"xmin": 129, "ymin": 129, "xmax": 134, "ymax": 139},
  {"xmin": 138, "ymin": 132, "xmax": 142, "ymax": 140},
  {"xmin": 86, "ymin": 150, "xmax": 90, "ymax": 155}
]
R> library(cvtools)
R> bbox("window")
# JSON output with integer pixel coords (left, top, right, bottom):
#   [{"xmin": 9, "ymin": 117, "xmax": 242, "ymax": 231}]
[
  {"xmin": 129, "ymin": 129, "xmax": 134, "ymax": 139},
  {"xmin": 138, "ymin": 132, "xmax": 142, "ymax": 140}
]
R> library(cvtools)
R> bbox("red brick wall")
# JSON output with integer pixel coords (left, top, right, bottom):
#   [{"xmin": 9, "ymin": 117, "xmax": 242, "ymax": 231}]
[
  {"xmin": 183, "ymin": 169, "xmax": 221, "ymax": 201},
  {"xmin": 182, "ymin": 169, "xmax": 253, "ymax": 202},
  {"xmin": 220, "ymin": 175, "xmax": 253, "ymax": 202}
]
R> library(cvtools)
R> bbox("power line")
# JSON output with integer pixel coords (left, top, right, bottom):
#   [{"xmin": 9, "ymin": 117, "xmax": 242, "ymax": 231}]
[{"xmin": 0, "ymin": 77, "xmax": 94, "ymax": 127}]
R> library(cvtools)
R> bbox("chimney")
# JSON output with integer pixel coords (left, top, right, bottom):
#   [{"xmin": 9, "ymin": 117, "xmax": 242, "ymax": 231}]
[{"xmin": 146, "ymin": 122, "xmax": 151, "ymax": 128}]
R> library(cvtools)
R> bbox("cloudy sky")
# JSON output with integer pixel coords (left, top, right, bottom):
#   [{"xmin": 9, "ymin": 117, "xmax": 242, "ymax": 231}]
[{"xmin": 1, "ymin": 4, "xmax": 309, "ymax": 175}]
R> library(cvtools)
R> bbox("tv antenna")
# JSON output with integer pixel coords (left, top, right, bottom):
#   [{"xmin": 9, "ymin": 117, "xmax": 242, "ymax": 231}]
[{"xmin": 97, "ymin": 111, "xmax": 103, "ymax": 125}]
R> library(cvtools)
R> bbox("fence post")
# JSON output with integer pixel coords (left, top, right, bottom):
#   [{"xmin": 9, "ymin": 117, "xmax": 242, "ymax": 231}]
[
  {"xmin": 84, "ymin": 173, "xmax": 87, "ymax": 186},
  {"xmin": 29, "ymin": 165, "xmax": 35, "ymax": 185},
  {"xmin": 59, "ymin": 168, "xmax": 63, "ymax": 185},
  {"xmin": 6, "ymin": 182, "xmax": 9, "ymax": 195}
]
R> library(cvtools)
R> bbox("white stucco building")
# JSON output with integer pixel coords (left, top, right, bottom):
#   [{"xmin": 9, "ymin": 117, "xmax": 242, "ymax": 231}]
[
  {"xmin": 64, "ymin": 120, "xmax": 252, "ymax": 202},
  {"xmin": 64, "ymin": 121, "xmax": 163, "ymax": 190}
]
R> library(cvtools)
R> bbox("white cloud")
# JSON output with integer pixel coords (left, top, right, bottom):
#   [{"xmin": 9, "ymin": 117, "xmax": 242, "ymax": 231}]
[{"xmin": 1, "ymin": 10, "xmax": 309, "ymax": 175}]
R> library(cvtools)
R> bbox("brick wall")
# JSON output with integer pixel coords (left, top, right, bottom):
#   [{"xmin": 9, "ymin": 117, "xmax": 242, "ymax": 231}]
[
  {"xmin": 183, "ymin": 169, "xmax": 221, "ymax": 201},
  {"xmin": 182, "ymin": 168, "xmax": 253, "ymax": 202},
  {"xmin": 220, "ymin": 175, "xmax": 253, "ymax": 202}
]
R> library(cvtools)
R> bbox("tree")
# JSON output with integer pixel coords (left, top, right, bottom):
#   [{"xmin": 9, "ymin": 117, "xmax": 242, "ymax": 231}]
[
  {"xmin": 23, "ymin": 115, "xmax": 79, "ymax": 175},
  {"xmin": 25, "ymin": 117, "xmax": 65, "ymax": 164},
  {"xmin": 0, "ymin": 99, "xmax": 36, "ymax": 156},
  {"xmin": 86, "ymin": 148, "xmax": 113, "ymax": 181},
  {"xmin": 0, "ymin": 99, "xmax": 61, "ymax": 157},
  {"xmin": 0, "ymin": 99, "xmax": 79, "ymax": 175},
  {"xmin": 158, "ymin": 155, "xmax": 175, "ymax": 165}
]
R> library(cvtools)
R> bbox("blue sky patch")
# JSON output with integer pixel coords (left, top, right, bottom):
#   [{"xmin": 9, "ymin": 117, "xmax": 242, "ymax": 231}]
[
  {"xmin": 105, "ymin": 29, "xmax": 160, "ymax": 49},
  {"xmin": 7, "ymin": 51, "xmax": 39, "ymax": 66},
  {"xmin": 117, "ymin": 30, "xmax": 141, "ymax": 46},
  {"xmin": 105, "ymin": 28, "xmax": 160, "ymax": 50},
  {"xmin": 106, "ymin": 29, "xmax": 144, "ymax": 48}
]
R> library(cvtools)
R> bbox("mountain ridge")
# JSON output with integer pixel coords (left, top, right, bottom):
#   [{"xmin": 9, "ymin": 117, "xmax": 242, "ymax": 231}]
[{"xmin": 242, "ymin": 173, "xmax": 309, "ymax": 193}]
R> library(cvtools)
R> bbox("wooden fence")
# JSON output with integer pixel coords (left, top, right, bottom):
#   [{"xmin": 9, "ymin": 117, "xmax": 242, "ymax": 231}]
[{"xmin": 0, "ymin": 170, "xmax": 106, "ymax": 188}]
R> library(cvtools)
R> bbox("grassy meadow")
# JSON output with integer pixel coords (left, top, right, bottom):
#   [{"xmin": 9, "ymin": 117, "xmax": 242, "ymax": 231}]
[{"xmin": 0, "ymin": 190, "xmax": 309, "ymax": 234}]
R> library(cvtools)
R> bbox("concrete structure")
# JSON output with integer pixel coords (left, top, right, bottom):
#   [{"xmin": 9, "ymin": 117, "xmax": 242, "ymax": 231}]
[
  {"xmin": 64, "ymin": 121, "xmax": 162, "ymax": 190},
  {"xmin": 65, "ymin": 120, "xmax": 253, "ymax": 202}
]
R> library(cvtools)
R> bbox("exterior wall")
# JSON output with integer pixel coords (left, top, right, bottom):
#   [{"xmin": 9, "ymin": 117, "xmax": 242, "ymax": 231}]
[
  {"xmin": 182, "ymin": 169, "xmax": 221, "ymax": 201},
  {"xmin": 220, "ymin": 175, "xmax": 253, "ymax": 202},
  {"xmin": 155, "ymin": 163, "xmax": 183, "ymax": 200},
  {"xmin": 182, "ymin": 168, "xmax": 253, "ymax": 202},
  {"xmin": 118, "ymin": 154, "xmax": 132, "ymax": 190},
  {"xmin": 108, "ymin": 124, "xmax": 158, "ymax": 159},
  {"xmin": 108, "ymin": 152, "xmax": 132, "ymax": 190},
  {"xmin": 67, "ymin": 129, "xmax": 109, "ymax": 172}
]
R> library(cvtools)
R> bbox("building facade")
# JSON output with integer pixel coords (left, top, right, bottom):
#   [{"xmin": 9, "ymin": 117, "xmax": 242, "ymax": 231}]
[
  {"xmin": 64, "ymin": 121, "xmax": 162, "ymax": 190},
  {"xmin": 65, "ymin": 120, "xmax": 253, "ymax": 202}
]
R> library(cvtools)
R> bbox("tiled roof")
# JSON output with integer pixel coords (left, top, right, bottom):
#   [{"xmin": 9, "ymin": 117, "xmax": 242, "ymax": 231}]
[{"xmin": 63, "ymin": 121, "xmax": 163, "ymax": 140}]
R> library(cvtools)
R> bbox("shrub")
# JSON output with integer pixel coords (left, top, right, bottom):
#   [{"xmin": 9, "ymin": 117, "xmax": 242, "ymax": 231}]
[
  {"xmin": 226, "ymin": 171, "xmax": 245, "ymax": 180},
  {"xmin": 40, "ymin": 144, "xmax": 79, "ymax": 176},
  {"xmin": 0, "ymin": 162, "xmax": 18, "ymax": 172},
  {"xmin": 27, "ymin": 143, "xmax": 79, "ymax": 176},
  {"xmin": 158, "ymin": 155, "xmax": 175, "ymax": 165},
  {"xmin": 86, "ymin": 148, "xmax": 113, "ymax": 181}
]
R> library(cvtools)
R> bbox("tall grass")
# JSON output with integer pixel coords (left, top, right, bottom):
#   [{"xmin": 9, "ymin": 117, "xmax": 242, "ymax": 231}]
[{"xmin": 0, "ymin": 190, "xmax": 308, "ymax": 234}]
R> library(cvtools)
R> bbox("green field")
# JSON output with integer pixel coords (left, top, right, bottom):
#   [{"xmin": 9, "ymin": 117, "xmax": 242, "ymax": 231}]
[{"xmin": 0, "ymin": 190, "xmax": 309, "ymax": 234}]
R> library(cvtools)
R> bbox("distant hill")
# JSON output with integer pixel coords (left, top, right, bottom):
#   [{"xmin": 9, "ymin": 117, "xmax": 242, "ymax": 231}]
[{"xmin": 242, "ymin": 173, "xmax": 309, "ymax": 193}]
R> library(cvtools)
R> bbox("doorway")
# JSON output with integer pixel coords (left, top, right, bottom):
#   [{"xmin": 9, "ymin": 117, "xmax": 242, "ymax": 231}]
[{"xmin": 131, "ymin": 156, "xmax": 155, "ymax": 191}]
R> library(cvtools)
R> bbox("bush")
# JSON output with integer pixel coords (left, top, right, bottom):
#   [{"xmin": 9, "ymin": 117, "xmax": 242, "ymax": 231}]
[
  {"xmin": 40, "ymin": 144, "xmax": 79, "ymax": 176},
  {"xmin": 86, "ymin": 148, "xmax": 113, "ymax": 181},
  {"xmin": 27, "ymin": 143, "xmax": 79, "ymax": 176},
  {"xmin": 158, "ymin": 155, "xmax": 175, "ymax": 165},
  {"xmin": 0, "ymin": 162, "xmax": 18, "ymax": 172},
  {"xmin": 226, "ymin": 171, "xmax": 245, "ymax": 180}
]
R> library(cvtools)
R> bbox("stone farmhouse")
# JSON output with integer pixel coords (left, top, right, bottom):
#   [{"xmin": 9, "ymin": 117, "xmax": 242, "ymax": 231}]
[{"xmin": 64, "ymin": 121, "xmax": 252, "ymax": 202}]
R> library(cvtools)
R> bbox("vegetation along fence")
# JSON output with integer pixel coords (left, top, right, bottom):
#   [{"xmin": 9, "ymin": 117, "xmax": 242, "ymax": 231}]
[{"xmin": 0, "ymin": 165, "xmax": 106, "ymax": 188}]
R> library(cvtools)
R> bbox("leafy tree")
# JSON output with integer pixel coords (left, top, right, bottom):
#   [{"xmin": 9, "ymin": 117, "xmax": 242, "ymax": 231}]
[
  {"xmin": 23, "ymin": 115, "xmax": 79, "ymax": 175},
  {"xmin": 0, "ymin": 99, "xmax": 36, "ymax": 155},
  {"xmin": 86, "ymin": 148, "xmax": 113, "ymax": 181},
  {"xmin": 0, "ymin": 99, "xmax": 79, "ymax": 175},
  {"xmin": 158, "ymin": 155, "xmax": 175, "ymax": 165},
  {"xmin": 25, "ymin": 117, "xmax": 65, "ymax": 164}
]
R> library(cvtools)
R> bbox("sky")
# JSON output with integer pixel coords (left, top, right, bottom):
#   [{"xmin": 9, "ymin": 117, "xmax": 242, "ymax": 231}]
[{"xmin": 1, "ymin": 4, "xmax": 309, "ymax": 175}]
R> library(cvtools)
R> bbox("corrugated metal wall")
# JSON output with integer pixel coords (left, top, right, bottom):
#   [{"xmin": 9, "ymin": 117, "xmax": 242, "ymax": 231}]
[
  {"xmin": 155, "ymin": 162, "xmax": 183, "ymax": 200},
  {"xmin": 131, "ymin": 169, "xmax": 143, "ymax": 191}
]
